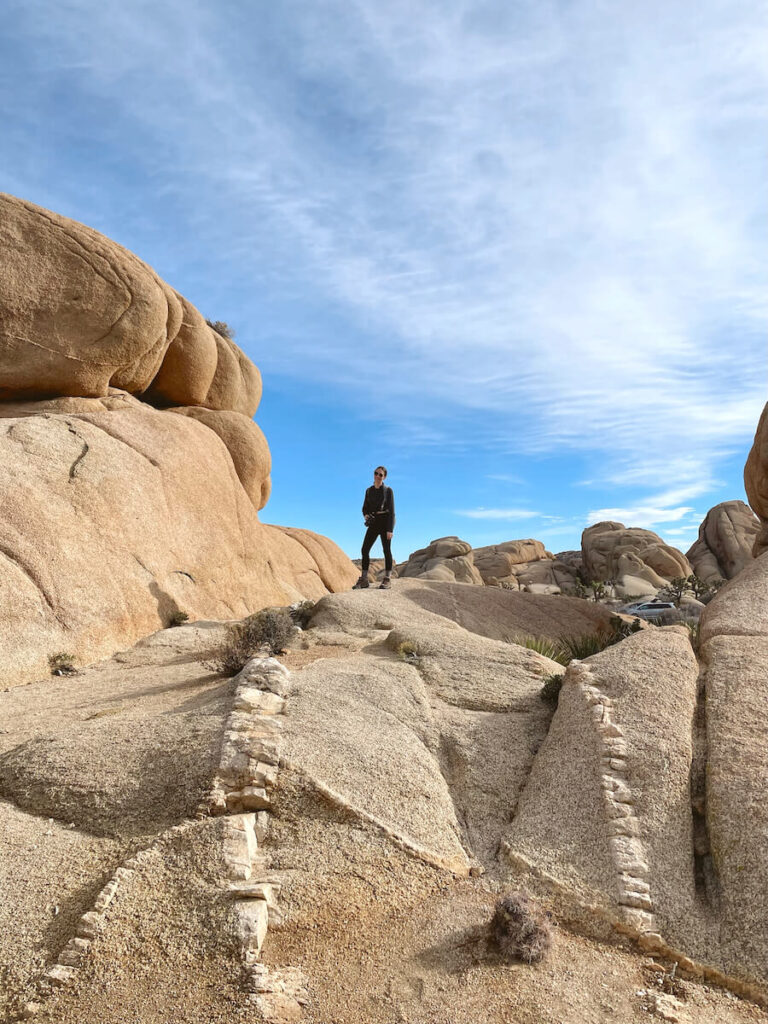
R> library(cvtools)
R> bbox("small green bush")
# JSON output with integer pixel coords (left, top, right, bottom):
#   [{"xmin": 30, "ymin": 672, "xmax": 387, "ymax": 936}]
[
  {"xmin": 686, "ymin": 620, "xmax": 701, "ymax": 653},
  {"xmin": 168, "ymin": 610, "xmax": 189, "ymax": 627},
  {"xmin": 512, "ymin": 634, "xmax": 569, "ymax": 666},
  {"xmin": 490, "ymin": 891, "xmax": 553, "ymax": 963},
  {"xmin": 213, "ymin": 607, "xmax": 294, "ymax": 676},
  {"xmin": 540, "ymin": 673, "xmax": 565, "ymax": 706},
  {"xmin": 49, "ymin": 652, "xmax": 76, "ymax": 676}
]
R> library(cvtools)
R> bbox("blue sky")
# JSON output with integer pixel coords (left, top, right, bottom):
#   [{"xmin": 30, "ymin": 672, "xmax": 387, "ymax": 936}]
[{"xmin": 2, "ymin": 0, "xmax": 766, "ymax": 561}]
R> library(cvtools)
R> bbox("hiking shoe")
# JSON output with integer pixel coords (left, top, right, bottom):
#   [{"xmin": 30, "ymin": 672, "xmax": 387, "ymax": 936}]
[
  {"xmin": 352, "ymin": 576, "xmax": 370, "ymax": 590},
  {"xmin": 379, "ymin": 577, "xmax": 391, "ymax": 590}
]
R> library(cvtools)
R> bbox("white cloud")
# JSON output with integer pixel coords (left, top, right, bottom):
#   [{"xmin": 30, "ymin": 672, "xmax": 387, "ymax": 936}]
[
  {"xmin": 586, "ymin": 506, "xmax": 695, "ymax": 529},
  {"xmin": 456, "ymin": 507, "xmax": 539, "ymax": 520},
  {"xmin": 6, "ymin": 0, "xmax": 765, "ymax": 499}
]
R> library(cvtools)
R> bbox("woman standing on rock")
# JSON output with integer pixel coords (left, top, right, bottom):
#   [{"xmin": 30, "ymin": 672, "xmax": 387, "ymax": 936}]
[{"xmin": 353, "ymin": 466, "xmax": 395, "ymax": 590}]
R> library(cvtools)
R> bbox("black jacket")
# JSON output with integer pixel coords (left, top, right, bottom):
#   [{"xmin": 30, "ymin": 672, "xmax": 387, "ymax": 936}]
[{"xmin": 362, "ymin": 485, "xmax": 395, "ymax": 533}]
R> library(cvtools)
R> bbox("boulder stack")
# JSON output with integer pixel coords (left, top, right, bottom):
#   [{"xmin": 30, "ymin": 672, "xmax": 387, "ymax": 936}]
[
  {"xmin": 686, "ymin": 500, "xmax": 759, "ymax": 584},
  {"xmin": 582, "ymin": 521, "xmax": 692, "ymax": 595},
  {"xmin": 0, "ymin": 194, "xmax": 356, "ymax": 687}
]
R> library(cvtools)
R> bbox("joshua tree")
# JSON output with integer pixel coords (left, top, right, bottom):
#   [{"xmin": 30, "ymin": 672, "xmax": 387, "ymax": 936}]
[{"xmin": 659, "ymin": 576, "xmax": 689, "ymax": 607}]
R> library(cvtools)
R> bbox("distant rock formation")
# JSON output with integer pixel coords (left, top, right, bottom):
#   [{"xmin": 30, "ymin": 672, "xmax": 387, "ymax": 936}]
[
  {"xmin": 399, "ymin": 537, "xmax": 483, "ymax": 584},
  {"xmin": 473, "ymin": 540, "xmax": 577, "ymax": 594},
  {"xmin": 0, "ymin": 194, "xmax": 356, "ymax": 687},
  {"xmin": 582, "ymin": 521, "xmax": 691, "ymax": 595},
  {"xmin": 745, "ymin": 402, "xmax": 768, "ymax": 556},
  {"xmin": 686, "ymin": 500, "xmax": 759, "ymax": 583}
]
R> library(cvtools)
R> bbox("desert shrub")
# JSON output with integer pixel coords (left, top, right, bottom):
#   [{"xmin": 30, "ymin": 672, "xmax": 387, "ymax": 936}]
[
  {"xmin": 168, "ymin": 610, "xmax": 189, "ymax": 627},
  {"xmin": 658, "ymin": 576, "xmax": 691, "ymax": 607},
  {"xmin": 512, "ymin": 634, "xmax": 569, "ymax": 666},
  {"xmin": 686, "ymin": 621, "xmax": 701, "ymax": 653},
  {"xmin": 490, "ymin": 891, "xmax": 553, "ymax": 963},
  {"xmin": 290, "ymin": 600, "xmax": 316, "ymax": 629},
  {"xmin": 49, "ymin": 652, "xmax": 76, "ymax": 676},
  {"xmin": 560, "ymin": 616, "xmax": 642, "ymax": 661},
  {"xmin": 540, "ymin": 672, "xmax": 565, "ymax": 706},
  {"xmin": 559, "ymin": 631, "xmax": 606, "ymax": 661},
  {"xmin": 205, "ymin": 319, "xmax": 235, "ymax": 340},
  {"xmin": 589, "ymin": 579, "xmax": 606, "ymax": 601},
  {"xmin": 213, "ymin": 607, "xmax": 294, "ymax": 676},
  {"xmin": 397, "ymin": 639, "xmax": 420, "ymax": 662}
]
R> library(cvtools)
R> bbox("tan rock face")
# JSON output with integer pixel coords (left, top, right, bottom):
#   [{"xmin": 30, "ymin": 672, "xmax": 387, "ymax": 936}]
[
  {"xmin": 582, "ymin": 521, "xmax": 691, "ymax": 586},
  {"xmin": 0, "ymin": 194, "xmax": 357, "ymax": 686},
  {"xmin": 0, "ymin": 194, "xmax": 261, "ymax": 415},
  {"xmin": 698, "ymin": 551, "xmax": 768, "ymax": 989},
  {"xmin": 686, "ymin": 500, "xmax": 759, "ymax": 583},
  {"xmin": 745, "ymin": 402, "xmax": 768, "ymax": 555},
  {"xmin": 0, "ymin": 394, "xmax": 357, "ymax": 688},
  {"xmin": 472, "ymin": 539, "xmax": 550, "ymax": 579},
  {"xmin": 400, "ymin": 536, "xmax": 483, "ymax": 584}
]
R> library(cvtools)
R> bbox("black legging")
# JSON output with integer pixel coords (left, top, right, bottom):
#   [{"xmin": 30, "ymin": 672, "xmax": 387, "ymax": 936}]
[{"xmin": 361, "ymin": 524, "xmax": 393, "ymax": 573}]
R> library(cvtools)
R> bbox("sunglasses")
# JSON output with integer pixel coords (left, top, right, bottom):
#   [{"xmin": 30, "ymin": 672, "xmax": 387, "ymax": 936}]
[{"xmin": 374, "ymin": 472, "xmax": 384, "ymax": 477}]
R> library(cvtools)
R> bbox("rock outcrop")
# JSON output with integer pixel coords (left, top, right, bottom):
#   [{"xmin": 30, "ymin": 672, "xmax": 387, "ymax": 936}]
[
  {"xmin": 582, "ymin": 521, "xmax": 691, "ymax": 594},
  {"xmin": 745, "ymin": 402, "xmax": 768, "ymax": 556},
  {"xmin": 0, "ymin": 193, "xmax": 261, "ymax": 414},
  {"xmin": 399, "ymin": 536, "xmax": 580, "ymax": 594},
  {"xmin": 473, "ymin": 540, "xmax": 578, "ymax": 594},
  {"xmin": 0, "ymin": 195, "xmax": 357, "ymax": 687},
  {"xmin": 399, "ymin": 536, "xmax": 483, "ymax": 584},
  {"xmin": 686, "ymin": 500, "xmax": 759, "ymax": 584}
]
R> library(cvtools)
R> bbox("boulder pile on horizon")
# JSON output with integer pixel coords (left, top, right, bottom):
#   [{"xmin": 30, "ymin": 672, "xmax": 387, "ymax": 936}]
[{"xmin": 393, "ymin": 500, "xmax": 760, "ymax": 597}]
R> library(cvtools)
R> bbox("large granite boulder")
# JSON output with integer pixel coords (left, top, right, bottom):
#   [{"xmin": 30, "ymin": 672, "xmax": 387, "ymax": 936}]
[
  {"xmin": 473, "ymin": 540, "xmax": 578, "ymax": 593},
  {"xmin": 399, "ymin": 536, "xmax": 483, "ymax": 584},
  {"xmin": 472, "ymin": 539, "xmax": 550, "ymax": 579},
  {"xmin": 686, "ymin": 500, "xmax": 759, "ymax": 584},
  {"xmin": 0, "ymin": 196, "xmax": 357, "ymax": 687},
  {"xmin": 0, "ymin": 194, "xmax": 261, "ymax": 414},
  {"xmin": 582, "ymin": 521, "xmax": 691, "ymax": 590},
  {"xmin": 744, "ymin": 402, "xmax": 768, "ymax": 556}
]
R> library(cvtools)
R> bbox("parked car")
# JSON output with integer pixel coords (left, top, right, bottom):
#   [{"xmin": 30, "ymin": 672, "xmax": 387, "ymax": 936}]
[{"xmin": 622, "ymin": 600, "xmax": 677, "ymax": 619}]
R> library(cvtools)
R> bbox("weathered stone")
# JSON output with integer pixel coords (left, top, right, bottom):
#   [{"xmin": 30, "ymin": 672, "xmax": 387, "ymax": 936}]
[
  {"xmin": 76, "ymin": 911, "xmax": 104, "ymax": 940},
  {"xmin": 45, "ymin": 964, "xmax": 77, "ymax": 986},
  {"xmin": 233, "ymin": 898, "xmax": 269, "ymax": 955},
  {"xmin": 240, "ymin": 786, "xmax": 271, "ymax": 811}
]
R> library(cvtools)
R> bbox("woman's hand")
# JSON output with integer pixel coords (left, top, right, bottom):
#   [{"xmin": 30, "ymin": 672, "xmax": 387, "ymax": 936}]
[{"xmin": 387, "ymin": 532, "xmax": 393, "ymax": 540}]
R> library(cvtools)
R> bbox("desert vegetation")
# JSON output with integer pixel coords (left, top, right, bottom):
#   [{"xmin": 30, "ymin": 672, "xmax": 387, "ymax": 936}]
[
  {"xmin": 490, "ymin": 891, "xmax": 553, "ymax": 963},
  {"xmin": 204, "ymin": 318, "xmax": 235, "ymax": 340},
  {"xmin": 212, "ymin": 607, "xmax": 295, "ymax": 676},
  {"xmin": 48, "ymin": 652, "xmax": 76, "ymax": 676}
]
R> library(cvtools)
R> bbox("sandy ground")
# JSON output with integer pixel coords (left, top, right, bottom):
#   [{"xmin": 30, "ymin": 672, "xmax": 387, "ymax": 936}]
[
  {"xmin": 0, "ymin": 801, "xmax": 123, "ymax": 1018},
  {"xmin": 266, "ymin": 772, "xmax": 768, "ymax": 1024}
]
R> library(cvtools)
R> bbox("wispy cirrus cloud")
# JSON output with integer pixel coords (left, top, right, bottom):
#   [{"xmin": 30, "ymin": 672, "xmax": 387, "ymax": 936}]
[
  {"xmin": 586, "ymin": 505, "xmax": 696, "ymax": 529},
  {"xmin": 456, "ymin": 507, "xmax": 539, "ymax": 521},
  {"xmin": 3, "ymin": 0, "xmax": 765, "ymax": 511}
]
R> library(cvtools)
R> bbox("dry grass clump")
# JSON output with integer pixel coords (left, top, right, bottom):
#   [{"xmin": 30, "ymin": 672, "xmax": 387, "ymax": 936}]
[
  {"xmin": 48, "ymin": 652, "xmax": 76, "ymax": 676},
  {"xmin": 396, "ymin": 639, "xmax": 420, "ymax": 662},
  {"xmin": 290, "ymin": 599, "xmax": 316, "ymax": 629},
  {"xmin": 490, "ymin": 890, "xmax": 553, "ymax": 963},
  {"xmin": 205, "ymin": 318, "xmax": 235, "ymax": 340},
  {"xmin": 213, "ymin": 607, "xmax": 294, "ymax": 676},
  {"xmin": 168, "ymin": 610, "xmax": 189, "ymax": 627}
]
